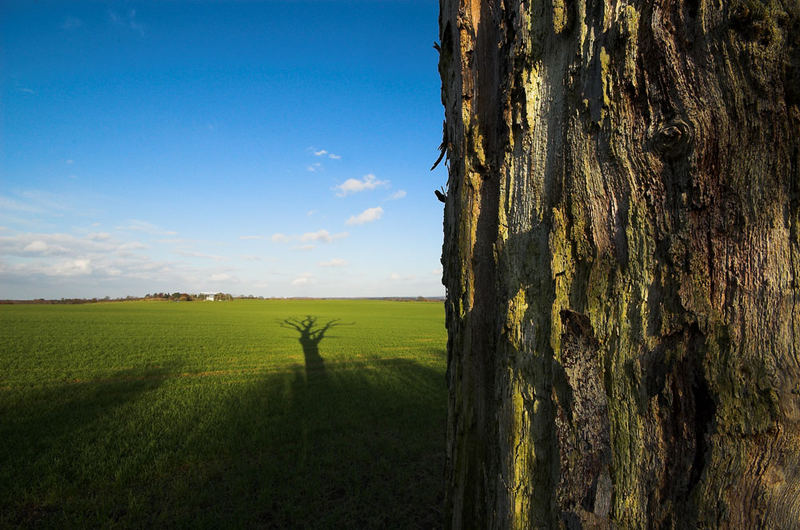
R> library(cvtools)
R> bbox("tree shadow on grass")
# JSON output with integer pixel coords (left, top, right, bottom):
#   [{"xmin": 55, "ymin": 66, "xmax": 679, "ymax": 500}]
[
  {"xmin": 191, "ymin": 356, "xmax": 447, "ymax": 528},
  {"xmin": 155, "ymin": 317, "xmax": 447, "ymax": 528},
  {"xmin": 278, "ymin": 315, "xmax": 352, "ymax": 379},
  {"xmin": 1, "ymin": 330, "xmax": 447, "ymax": 528}
]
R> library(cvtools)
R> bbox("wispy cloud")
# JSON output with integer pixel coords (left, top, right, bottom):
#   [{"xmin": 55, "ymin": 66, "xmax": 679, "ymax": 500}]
[
  {"xmin": 174, "ymin": 250, "xmax": 226, "ymax": 261},
  {"xmin": 109, "ymin": 9, "xmax": 144, "ymax": 36},
  {"xmin": 0, "ymin": 196, "xmax": 43, "ymax": 214},
  {"xmin": 292, "ymin": 245, "xmax": 315, "ymax": 251},
  {"xmin": 116, "ymin": 220, "xmax": 177, "ymax": 236},
  {"xmin": 318, "ymin": 258, "xmax": 348, "ymax": 267},
  {"xmin": 346, "ymin": 207, "xmax": 383, "ymax": 226},
  {"xmin": 0, "ymin": 233, "xmax": 118, "ymax": 257},
  {"xmin": 271, "ymin": 233, "xmax": 290, "ymax": 243},
  {"xmin": 335, "ymin": 174, "xmax": 389, "ymax": 197},
  {"xmin": 19, "ymin": 190, "xmax": 80, "ymax": 214},
  {"xmin": 328, "ymin": 153, "xmax": 341, "ymax": 160},
  {"xmin": 0, "ymin": 190, "xmax": 90, "ymax": 219},
  {"xmin": 17, "ymin": 88, "xmax": 35, "ymax": 95},
  {"xmin": 389, "ymin": 190, "xmax": 407, "ymax": 200},
  {"xmin": 118, "ymin": 241, "xmax": 149, "ymax": 251},
  {"xmin": 307, "ymin": 163, "xmax": 322, "ymax": 172},
  {"xmin": 61, "ymin": 16, "xmax": 83, "ymax": 30},
  {"xmin": 155, "ymin": 237, "xmax": 193, "ymax": 245},
  {"xmin": 313, "ymin": 149, "xmax": 328, "ymax": 156}
]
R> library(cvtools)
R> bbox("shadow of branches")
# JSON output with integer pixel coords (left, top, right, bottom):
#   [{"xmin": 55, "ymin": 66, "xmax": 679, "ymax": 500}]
[{"xmin": 279, "ymin": 315, "xmax": 353, "ymax": 379}]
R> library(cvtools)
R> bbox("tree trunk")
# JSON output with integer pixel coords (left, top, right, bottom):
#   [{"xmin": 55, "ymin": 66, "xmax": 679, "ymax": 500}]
[{"xmin": 438, "ymin": 0, "xmax": 800, "ymax": 527}]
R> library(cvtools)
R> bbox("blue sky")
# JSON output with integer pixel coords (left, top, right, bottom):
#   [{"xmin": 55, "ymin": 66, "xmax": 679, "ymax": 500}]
[{"xmin": 0, "ymin": 0, "xmax": 447, "ymax": 298}]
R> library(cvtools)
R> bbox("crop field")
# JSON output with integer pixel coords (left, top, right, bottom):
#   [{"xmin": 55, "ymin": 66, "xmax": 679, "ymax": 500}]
[{"xmin": 0, "ymin": 299, "xmax": 447, "ymax": 528}]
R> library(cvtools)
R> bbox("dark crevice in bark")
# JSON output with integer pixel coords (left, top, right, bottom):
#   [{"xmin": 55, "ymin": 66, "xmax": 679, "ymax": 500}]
[{"xmin": 689, "ymin": 362, "xmax": 715, "ymax": 493}]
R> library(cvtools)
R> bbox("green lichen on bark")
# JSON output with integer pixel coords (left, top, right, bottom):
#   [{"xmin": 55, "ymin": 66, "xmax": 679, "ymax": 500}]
[{"xmin": 439, "ymin": 0, "xmax": 800, "ymax": 527}]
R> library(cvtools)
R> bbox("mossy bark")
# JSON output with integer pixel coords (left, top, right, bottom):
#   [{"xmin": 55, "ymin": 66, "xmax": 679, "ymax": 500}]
[{"xmin": 438, "ymin": 0, "xmax": 800, "ymax": 527}]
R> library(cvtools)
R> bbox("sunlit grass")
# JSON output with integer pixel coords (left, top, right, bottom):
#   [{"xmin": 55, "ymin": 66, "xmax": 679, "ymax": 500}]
[{"xmin": 0, "ymin": 299, "xmax": 447, "ymax": 527}]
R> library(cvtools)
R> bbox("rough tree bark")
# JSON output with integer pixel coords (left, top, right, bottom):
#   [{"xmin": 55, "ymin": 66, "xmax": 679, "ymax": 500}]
[{"xmin": 438, "ymin": 0, "xmax": 800, "ymax": 527}]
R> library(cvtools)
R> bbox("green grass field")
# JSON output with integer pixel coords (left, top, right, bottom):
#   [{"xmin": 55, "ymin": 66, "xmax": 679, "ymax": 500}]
[{"xmin": 0, "ymin": 299, "xmax": 447, "ymax": 528}]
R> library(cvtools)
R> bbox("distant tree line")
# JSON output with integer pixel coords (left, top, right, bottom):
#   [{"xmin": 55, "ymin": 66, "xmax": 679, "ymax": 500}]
[
  {"xmin": 0, "ymin": 294, "xmax": 441, "ymax": 304},
  {"xmin": 144, "ymin": 292, "xmax": 234, "ymax": 301}
]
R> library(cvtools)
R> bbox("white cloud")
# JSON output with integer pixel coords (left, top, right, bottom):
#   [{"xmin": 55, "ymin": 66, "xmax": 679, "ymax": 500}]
[
  {"xmin": 300, "ymin": 229, "xmax": 348, "ymax": 243},
  {"xmin": 334, "ymin": 174, "xmax": 389, "ymax": 197},
  {"xmin": 312, "ymin": 149, "xmax": 340, "ymax": 159},
  {"xmin": 66, "ymin": 159, "xmax": 74, "ymax": 165},
  {"xmin": 52, "ymin": 259, "xmax": 93, "ymax": 277},
  {"xmin": 239, "ymin": 235, "xmax": 263, "ymax": 240},
  {"xmin": 271, "ymin": 233, "xmax": 290, "ymax": 243},
  {"xmin": 318, "ymin": 258, "xmax": 347, "ymax": 267},
  {"xmin": 0, "ymin": 238, "xmax": 237, "ymax": 290},
  {"xmin": 301, "ymin": 229, "xmax": 333, "ymax": 243},
  {"xmin": 292, "ymin": 245, "xmax": 315, "ymax": 251},
  {"xmin": 307, "ymin": 210, "xmax": 317, "ymax": 216},
  {"xmin": 389, "ymin": 272, "xmax": 416, "ymax": 281},
  {"xmin": 23, "ymin": 241, "xmax": 49, "ymax": 253},
  {"xmin": 307, "ymin": 163, "xmax": 322, "ymax": 172},
  {"xmin": 291, "ymin": 273, "xmax": 315, "ymax": 286},
  {"xmin": 210, "ymin": 273, "xmax": 231, "ymax": 281},
  {"xmin": 346, "ymin": 207, "xmax": 383, "ymax": 226},
  {"xmin": 389, "ymin": 190, "xmax": 407, "ymax": 200}
]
